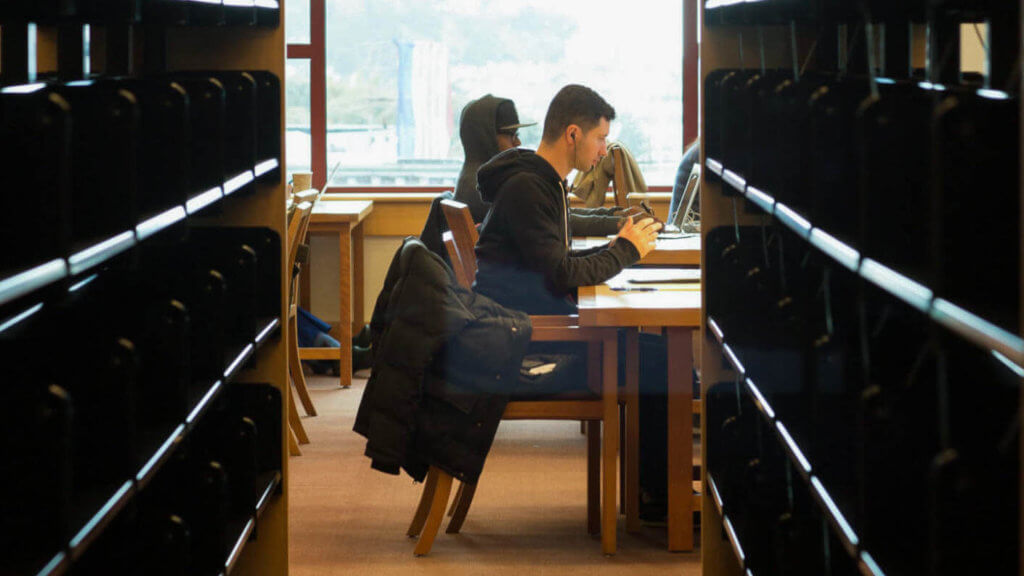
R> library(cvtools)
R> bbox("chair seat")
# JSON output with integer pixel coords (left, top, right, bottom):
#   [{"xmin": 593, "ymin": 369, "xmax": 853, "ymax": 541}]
[
  {"xmin": 502, "ymin": 399, "xmax": 603, "ymax": 420},
  {"xmin": 508, "ymin": 388, "xmax": 599, "ymax": 402}
]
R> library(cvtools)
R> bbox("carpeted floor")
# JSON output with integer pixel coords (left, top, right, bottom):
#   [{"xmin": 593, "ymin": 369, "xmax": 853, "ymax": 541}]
[{"xmin": 288, "ymin": 371, "xmax": 702, "ymax": 575}]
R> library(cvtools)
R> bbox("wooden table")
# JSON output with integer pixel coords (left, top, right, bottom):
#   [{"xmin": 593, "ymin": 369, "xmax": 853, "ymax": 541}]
[
  {"xmin": 300, "ymin": 200, "xmax": 373, "ymax": 388},
  {"xmin": 320, "ymin": 191, "xmax": 439, "ymax": 236},
  {"xmin": 577, "ymin": 268, "xmax": 702, "ymax": 552},
  {"xmin": 572, "ymin": 235, "xmax": 701, "ymax": 266}
]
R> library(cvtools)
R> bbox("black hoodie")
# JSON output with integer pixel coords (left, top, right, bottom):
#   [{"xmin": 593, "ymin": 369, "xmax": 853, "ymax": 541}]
[
  {"xmin": 473, "ymin": 148, "xmax": 641, "ymax": 314},
  {"xmin": 455, "ymin": 95, "xmax": 504, "ymax": 223}
]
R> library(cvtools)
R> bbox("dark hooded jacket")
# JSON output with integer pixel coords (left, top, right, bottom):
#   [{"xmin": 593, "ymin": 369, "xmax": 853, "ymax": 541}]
[
  {"xmin": 455, "ymin": 94, "xmax": 625, "ymax": 235},
  {"xmin": 455, "ymin": 95, "xmax": 503, "ymax": 223},
  {"xmin": 353, "ymin": 237, "xmax": 533, "ymax": 484},
  {"xmin": 473, "ymin": 148, "xmax": 641, "ymax": 315},
  {"xmin": 417, "ymin": 96, "xmax": 502, "ymax": 266}
]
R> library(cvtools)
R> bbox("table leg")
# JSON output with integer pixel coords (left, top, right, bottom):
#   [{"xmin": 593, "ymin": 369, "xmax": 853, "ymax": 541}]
[
  {"xmin": 625, "ymin": 329, "xmax": 641, "ymax": 533},
  {"xmin": 352, "ymin": 222, "xmax": 365, "ymax": 332},
  {"xmin": 336, "ymin": 224, "xmax": 352, "ymax": 388},
  {"xmin": 667, "ymin": 326, "xmax": 694, "ymax": 551},
  {"xmin": 602, "ymin": 333, "xmax": 619, "ymax": 556}
]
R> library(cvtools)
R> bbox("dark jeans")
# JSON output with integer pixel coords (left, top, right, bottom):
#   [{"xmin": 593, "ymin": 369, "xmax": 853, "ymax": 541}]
[{"xmin": 625, "ymin": 332, "xmax": 669, "ymax": 506}]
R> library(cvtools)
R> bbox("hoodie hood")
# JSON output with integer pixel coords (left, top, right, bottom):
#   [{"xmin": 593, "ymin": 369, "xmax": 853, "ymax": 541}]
[
  {"xmin": 459, "ymin": 94, "xmax": 506, "ymax": 164},
  {"xmin": 476, "ymin": 148, "xmax": 565, "ymax": 204}
]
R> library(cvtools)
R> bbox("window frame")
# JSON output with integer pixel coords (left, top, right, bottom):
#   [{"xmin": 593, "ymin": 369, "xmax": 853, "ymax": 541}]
[
  {"xmin": 285, "ymin": 0, "xmax": 326, "ymax": 189},
  {"xmin": 295, "ymin": 0, "xmax": 699, "ymax": 191}
]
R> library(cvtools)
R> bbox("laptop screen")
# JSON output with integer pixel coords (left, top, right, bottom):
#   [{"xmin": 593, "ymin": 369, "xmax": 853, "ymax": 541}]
[{"xmin": 670, "ymin": 163, "xmax": 701, "ymax": 229}]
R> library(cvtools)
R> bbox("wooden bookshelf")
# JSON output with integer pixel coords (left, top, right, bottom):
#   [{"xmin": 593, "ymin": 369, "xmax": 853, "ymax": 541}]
[
  {"xmin": 0, "ymin": 3, "xmax": 288, "ymax": 574},
  {"xmin": 698, "ymin": 2, "xmax": 1022, "ymax": 575}
]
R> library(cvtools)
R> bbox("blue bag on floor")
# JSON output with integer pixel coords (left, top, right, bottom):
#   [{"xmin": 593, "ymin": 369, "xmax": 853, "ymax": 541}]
[
  {"xmin": 297, "ymin": 307, "xmax": 340, "ymax": 374},
  {"xmin": 297, "ymin": 306, "xmax": 340, "ymax": 348}
]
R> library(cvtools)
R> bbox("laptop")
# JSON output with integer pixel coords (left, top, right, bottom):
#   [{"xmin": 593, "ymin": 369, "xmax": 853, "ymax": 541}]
[{"xmin": 660, "ymin": 162, "xmax": 700, "ymax": 237}]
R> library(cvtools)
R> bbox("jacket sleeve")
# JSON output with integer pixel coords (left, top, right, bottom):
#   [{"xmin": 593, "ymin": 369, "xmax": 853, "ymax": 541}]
[
  {"xmin": 618, "ymin": 143, "xmax": 648, "ymax": 194},
  {"xmin": 572, "ymin": 206, "xmax": 623, "ymax": 216},
  {"xmin": 499, "ymin": 173, "xmax": 640, "ymax": 292},
  {"xmin": 418, "ymin": 191, "xmax": 455, "ymax": 268},
  {"xmin": 354, "ymin": 240, "xmax": 473, "ymax": 479},
  {"xmin": 569, "ymin": 211, "xmax": 623, "ymax": 237},
  {"xmin": 443, "ymin": 287, "xmax": 533, "ymax": 394}
]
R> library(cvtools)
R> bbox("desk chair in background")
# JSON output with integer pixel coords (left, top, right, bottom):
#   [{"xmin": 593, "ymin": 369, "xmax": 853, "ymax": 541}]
[
  {"xmin": 286, "ymin": 195, "xmax": 316, "ymax": 455},
  {"xmin": 406, "ymin": 200, "xmax": 626, "ymax": 556},
  {"xmin": 289, "ymin": 187, "xmax": 321, "ymax": 414}
]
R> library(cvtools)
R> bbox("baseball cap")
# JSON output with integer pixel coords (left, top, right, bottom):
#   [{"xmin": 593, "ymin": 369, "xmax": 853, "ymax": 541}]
[{"xmin": 495, "ymin": 100, "xmax": 537, "ymax": 133}]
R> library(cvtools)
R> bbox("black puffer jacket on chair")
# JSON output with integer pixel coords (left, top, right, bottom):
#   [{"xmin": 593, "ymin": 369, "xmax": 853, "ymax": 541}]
[{"xmin": 353, "ymin": 237, "xmax": 532, "ymax": 484}]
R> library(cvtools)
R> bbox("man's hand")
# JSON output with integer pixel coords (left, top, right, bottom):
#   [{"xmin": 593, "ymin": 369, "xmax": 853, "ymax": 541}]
[
  {"xmin": 620, "ymin": 205, "xmax": 664, "ymax": 228},
  {"xmin": 615, "ymin": 215, "xmax": 662, "ymax": 259}
]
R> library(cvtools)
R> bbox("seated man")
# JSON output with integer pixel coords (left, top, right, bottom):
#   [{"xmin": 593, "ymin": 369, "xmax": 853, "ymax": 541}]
[
  {"xmin": 474, "ymin": 85, "xmax": 670, "ymax": 521},
  {"xmin": 473, "ymin": 84, "xmax": 661, "ymax": 315}
]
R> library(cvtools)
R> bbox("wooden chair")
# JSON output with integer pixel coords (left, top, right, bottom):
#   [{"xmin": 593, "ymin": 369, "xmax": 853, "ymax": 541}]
[
  {"xmin": 440, "ymin": 200, "xmax": 479, "ymax": 286},
  {"xmin": 285, "ymin": 199, "xmax": 314, "ymax": 454},
  {"xmin": 407, "ymin": 201, "xmax": 623, "ymax": 556},
  {"xmin": 440, "ymin": 200, "xmax": 642, "ymax": 531},
  {"xmin": 288, "ymin": 187, "xmax": 321, "ymax": 419}
]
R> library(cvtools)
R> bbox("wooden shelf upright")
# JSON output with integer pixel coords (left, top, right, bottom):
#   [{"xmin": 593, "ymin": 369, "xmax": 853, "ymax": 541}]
[
  {"xmin": 0, "ymin": 3, "xmax": 289, "ymax": 574},
  {"xmin": 698, "ymin": 2, "xmax": 1022, "ymax": 575}
]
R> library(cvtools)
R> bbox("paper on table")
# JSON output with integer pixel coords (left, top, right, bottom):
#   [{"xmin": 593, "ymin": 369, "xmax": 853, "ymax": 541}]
[
  {"xmin": 624, "ymin": 268, "xmax": 701, "ymax": 284},
  {"xmin": 657, "ymin": 232, "xmax": 699, "ymax": 240}
]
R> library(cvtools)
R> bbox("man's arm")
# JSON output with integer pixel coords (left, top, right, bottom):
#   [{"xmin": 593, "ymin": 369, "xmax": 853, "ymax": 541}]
[
  {"xmin": 571, "ymin": 206, "xmax": 622, "ymax": 216},
  {"xmin": 569, "ymin": 210, "xmax": 623, "ymax": 237},
  {"xmin": 502, "ymin": 175, "xmax": 650, "ymax": 292}
]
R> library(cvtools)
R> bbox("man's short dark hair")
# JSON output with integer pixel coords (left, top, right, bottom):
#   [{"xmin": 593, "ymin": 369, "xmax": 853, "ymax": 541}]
[{"xmin": 541, "ymin": 84, "xmax": 616, "ymax": 143}]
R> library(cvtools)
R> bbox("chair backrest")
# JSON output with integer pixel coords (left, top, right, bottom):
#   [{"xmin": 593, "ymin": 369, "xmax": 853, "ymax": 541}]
[
  {"xmin": 287, "ymin": 200, "xmax": 313, "ymax": 304},
  {"xmin": 440, "ymin": 199, "xmax": 479, "ymax": 286},
  {"xmin": 611, "ymin": 147, "xmax": 628, "ymax": 207},
  {"xmin": 288, "ymin": 200, "xmax": 313, "ymax": 268},
  {"xmin": 291, "ymin": 188, "xmax": 319, "ymax": 204},
  {"xmin": 441, "ymin": 231, "xmax": 470, "ymax": 289},
  {"xmin": 289, "ymin": 183, "xmax": 325, "ymax": 258},
  {"xmin": 286, "ymin": 175, "xmax": 330, "ymax": 307}
]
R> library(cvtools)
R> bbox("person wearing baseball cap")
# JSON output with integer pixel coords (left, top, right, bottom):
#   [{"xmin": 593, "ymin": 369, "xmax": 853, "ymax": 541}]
[{"xmin": 454, "ymin": 95, "xmax": 536, "ymax": 222}]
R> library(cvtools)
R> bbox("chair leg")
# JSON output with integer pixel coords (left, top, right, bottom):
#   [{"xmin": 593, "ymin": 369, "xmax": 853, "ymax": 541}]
[
  {"xmin": 407, "ymin": 468, "xmax": 439, "ymax": 537},
  {"xmin": 586, "ymin": 339, "xmax": 604, "ymax": 537},
  {"xmin": 586, "ymin": 420, "xmax": 600, "ymax": 535},
  {"xmin": 288, "ymin": 381, "xmax": 310, "ymax": 444},
  {"xmin": 446, "ymin": 481, "xmax": 478, "ymax": 534},
  {"xmin": 288, "ymin": 425, "xmax": 302, "ymax": 456},
  {"xmin": 447, "ymin": 482, "xmax": 464, "ymax": 517},
  {"xmin": 288, "ymin": 315, "xmax": 318, "ymax": 416},
  {"xmin": 414, "ymin": 468, "xmax": 454, "ymax": 556}
]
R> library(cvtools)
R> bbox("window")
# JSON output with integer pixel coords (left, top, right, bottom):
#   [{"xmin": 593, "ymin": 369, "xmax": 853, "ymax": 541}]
[
  {"xmin": 299, "ymin": 0, "xmax": 683, "ymax": 187},
  {"xmin": 285, "ymin": 58, "xmax": 312, "ymax": 174}
]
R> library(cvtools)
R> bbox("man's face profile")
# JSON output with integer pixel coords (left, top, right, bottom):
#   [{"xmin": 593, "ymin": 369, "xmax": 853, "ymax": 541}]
[{"xmin": 573, "ymin": 118, "xmax": 610, "ymax": 171}]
